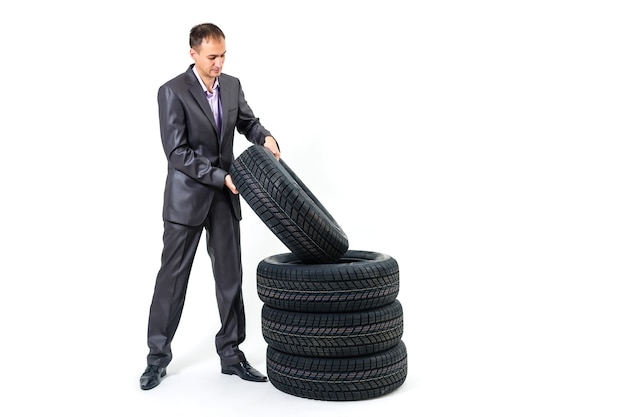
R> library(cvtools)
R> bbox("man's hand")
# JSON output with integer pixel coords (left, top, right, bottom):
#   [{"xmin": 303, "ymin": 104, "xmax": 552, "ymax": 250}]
[
  {"xmin": 225, "ymin": 174, "xmax": 238, "ymax": 194},
  {"xmin": 264, "ymin": 136, "xmax": 281, "ymax": 160}
]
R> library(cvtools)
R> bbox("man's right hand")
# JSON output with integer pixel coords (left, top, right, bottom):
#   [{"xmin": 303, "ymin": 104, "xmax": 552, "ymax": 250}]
[{"xmin": 225, "ymin": 174, "xmax": 238, "ymax": 194}]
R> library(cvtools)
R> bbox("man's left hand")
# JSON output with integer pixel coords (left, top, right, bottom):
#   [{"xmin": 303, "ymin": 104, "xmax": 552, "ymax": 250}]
[{"xmin": 263, "ymin": 136, "xmax": 281, "ymax": 160}]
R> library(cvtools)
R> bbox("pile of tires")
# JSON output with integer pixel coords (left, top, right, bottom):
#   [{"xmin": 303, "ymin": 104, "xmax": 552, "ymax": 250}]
[{"xmin": 230, "ymin": 145, "xmax": 407, "ymax": 401}]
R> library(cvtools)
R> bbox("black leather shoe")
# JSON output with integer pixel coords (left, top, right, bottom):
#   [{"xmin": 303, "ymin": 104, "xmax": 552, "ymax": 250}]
[
  {"xmin": 140, "ymin": 365, "xmax": 166, "ymax": 390},
  {"xmin": 221, "ymin": 361, "xmax": 268, "ymax": 382}
]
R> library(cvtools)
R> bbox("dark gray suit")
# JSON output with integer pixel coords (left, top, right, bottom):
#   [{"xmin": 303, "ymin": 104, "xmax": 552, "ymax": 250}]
[{"xmin": 146, "ymin": 64, "xmax": 273, "ymax": 368}]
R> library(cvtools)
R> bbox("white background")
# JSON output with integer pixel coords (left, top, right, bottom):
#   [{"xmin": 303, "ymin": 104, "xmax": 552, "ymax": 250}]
[{"xmin": 1, "ymin": 1, "xmax": 625, "ymax": 416}]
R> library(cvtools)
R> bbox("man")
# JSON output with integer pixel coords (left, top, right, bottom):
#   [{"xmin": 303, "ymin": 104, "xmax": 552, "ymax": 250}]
[{"xmin": 140, "ymin": 22, "xmax": 280, "ymax": 390}]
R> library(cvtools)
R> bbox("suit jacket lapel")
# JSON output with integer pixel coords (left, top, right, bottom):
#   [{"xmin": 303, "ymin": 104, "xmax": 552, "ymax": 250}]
[
  {"xmin": 218, "ymin": 77, "xmax": 233, "ymax": 145},
  {"xmin": 186, "ymin": 68, "xmax": 220, "ymax": 137}
]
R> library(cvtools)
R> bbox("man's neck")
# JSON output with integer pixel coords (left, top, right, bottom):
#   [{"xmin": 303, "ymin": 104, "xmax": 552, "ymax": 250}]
[{"xmin": 203, "ymin": 76, "xmax": 216, "ymax": 93}]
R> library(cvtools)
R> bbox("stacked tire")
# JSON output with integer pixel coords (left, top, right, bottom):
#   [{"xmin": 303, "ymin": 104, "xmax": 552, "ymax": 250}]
[{"xmin": 230, "ymin": 145, "xmax": 407, "ymax": 401}]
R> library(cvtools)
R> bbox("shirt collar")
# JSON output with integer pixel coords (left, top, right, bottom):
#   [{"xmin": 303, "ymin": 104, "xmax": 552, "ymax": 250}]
[{"xmin": 192, "ymin": 65, "xmax": 219, "ymax": 93}]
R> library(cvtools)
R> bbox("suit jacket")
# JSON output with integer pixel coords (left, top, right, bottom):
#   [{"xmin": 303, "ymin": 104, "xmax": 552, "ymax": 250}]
[{"xmin": 157, "ymin": 64, "xmax": 272, "ymax": 226}]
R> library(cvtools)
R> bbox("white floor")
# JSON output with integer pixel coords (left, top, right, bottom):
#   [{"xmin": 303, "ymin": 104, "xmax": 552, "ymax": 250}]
[{"xmin": 4, "ymin": 214, "xmax": 625, "ymax": 416}]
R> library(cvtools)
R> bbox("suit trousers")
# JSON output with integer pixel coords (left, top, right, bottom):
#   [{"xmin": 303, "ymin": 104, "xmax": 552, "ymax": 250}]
[{"xmin": 146, "ymin": 189, "xmax": 246, "ymax": 368}]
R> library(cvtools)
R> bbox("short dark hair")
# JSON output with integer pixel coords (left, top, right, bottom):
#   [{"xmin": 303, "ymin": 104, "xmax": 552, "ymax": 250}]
[{"xmin": 190, "ymin": 23, "xmax": 225, "ymax": 50}]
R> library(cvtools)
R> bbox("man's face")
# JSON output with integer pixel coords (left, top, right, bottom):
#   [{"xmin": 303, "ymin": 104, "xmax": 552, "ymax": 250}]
[{"xmin": 190, "ymin": 37, "xmax": 226, "ymax": 80}]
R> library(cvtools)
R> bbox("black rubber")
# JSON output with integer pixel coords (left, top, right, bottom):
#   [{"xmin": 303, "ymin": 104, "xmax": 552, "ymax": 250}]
[
  {"xmin": 230, "ymin": 145, "xmax": 349, "ymax": 264},
  {"xmin": 266, "ymin": 341, "xmax": 408, "ymax": 401},
  {"xmin": 261, "ymin": 300, "xmax": 404, "ymax": 357},
  {"xmin": 257, "ymin": 250, "xmax": 400, "ymax": 313}
]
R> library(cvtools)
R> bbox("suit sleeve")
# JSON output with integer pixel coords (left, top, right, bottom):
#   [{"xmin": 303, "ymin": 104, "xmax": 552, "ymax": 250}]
[
  {"xmin": 158, "ymin": 84, "xmax": 227, "ymax": 188},
  {"xmin": 234, "ymin": 82, "xmax": 274, "ymax": 146}
]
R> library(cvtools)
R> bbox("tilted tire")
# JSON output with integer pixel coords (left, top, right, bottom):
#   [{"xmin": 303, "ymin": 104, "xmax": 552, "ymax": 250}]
[
  {"xmin": 257, "ymin": 250, "xmax": 400, "ymax": 312},
  {"xmin": 230, "ymin": 145, "xmax": 349, "ymax": 264},
  {"xmin": 266, "ymin": 341, "xmax": 408, "ymax": 401},
  {"xmin": 261, "ymin": 300, "xmax": 404, "ymax": 357}
]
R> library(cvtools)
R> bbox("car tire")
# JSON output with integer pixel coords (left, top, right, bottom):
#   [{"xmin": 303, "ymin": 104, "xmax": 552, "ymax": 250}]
[{"xmin": 230, "ymin": 145, "xmax": 349, "ymax": 263}]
